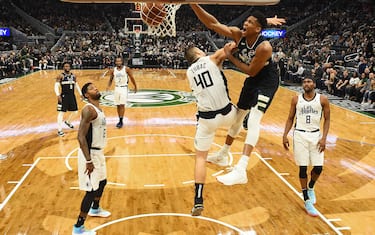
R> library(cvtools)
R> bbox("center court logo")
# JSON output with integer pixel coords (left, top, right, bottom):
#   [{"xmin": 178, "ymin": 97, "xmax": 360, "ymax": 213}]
[{"xmin": 99, "ymin": 89, "xmax": 196, "ymax": 107}]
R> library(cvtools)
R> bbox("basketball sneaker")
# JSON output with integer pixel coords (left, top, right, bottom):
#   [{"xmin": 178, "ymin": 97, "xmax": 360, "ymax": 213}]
[
  {"xmin": 57, "ymin": 131, "xmax": 65, "ymax": 137},
  {"xmin": 307, "ymin": 188, "xmax": 316, "ymax": 204},
  {"xmin": 207, "ymin": 154, "xmax": 229, "ymax": 167},
  {"xmin": 116, "ymin": 122, "xmax": 123, "ymax": 128},
  {"xmin": 72, "ymin": 225, "xmax": 96, "ymax": 235},
  {"xmin": 216, "ymin": 165, "xmax": 248, "ymax": 185},
  {"xmin": 88, "ymin": 207, "xmax": 111, "ymax": 217},
  {"xmin": 304, "ymin": 200, "xmax": 319, "ymax": 217},
  {"xmin": 64, "ymin": 121, "xmax": 74, "ymax": 129},
  {"xmin": 191, "ymin": 204, "xmax": 204, "ymax": 216}
]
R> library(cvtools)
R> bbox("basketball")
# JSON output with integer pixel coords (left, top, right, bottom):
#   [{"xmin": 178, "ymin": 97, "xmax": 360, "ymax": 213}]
[{"xmin": 141, "ymin": 3, "xmax": 167, "ymax": 26}]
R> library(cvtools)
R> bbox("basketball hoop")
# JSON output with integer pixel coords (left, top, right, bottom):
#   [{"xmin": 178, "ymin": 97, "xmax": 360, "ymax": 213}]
[
  {"xmin": 141, "ymin": 3, "xmax": 181, "ymax": 37},
  {"xmin": 135, "ymin": 28, "xmax": 141, "ymax": 39}
]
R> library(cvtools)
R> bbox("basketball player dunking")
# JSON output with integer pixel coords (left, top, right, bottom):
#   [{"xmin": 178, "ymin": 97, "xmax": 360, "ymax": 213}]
[
  {"xmin": 107, "ymin": 57, "xmax": 137, "ymax": 128},
  {"xmin": 73, "ymin": 83, "xmax": 111, "ymax": 235},
  {"xmin": 185, "ymin": 46, "xmax": 237, "ymax": 216},
  {"xmin": 190, "ymin": 5, "xmax": 284, "ymax": 185},
  {"xmin": 55, "ymin": 62, "xmax": 83, "ymax": 136},
  {"xmin": 283, "ymin": 76, "xmax": 330, "ymax": 216}
]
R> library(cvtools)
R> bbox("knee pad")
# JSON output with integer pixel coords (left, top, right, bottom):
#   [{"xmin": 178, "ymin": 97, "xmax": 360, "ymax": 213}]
[
  {"xmin": 299, "ymin": 166, "xmax": 308, "ymax": 178},
  {"xmin": 312, "ymin": 166, "xmax": 323, "ymax": 175},
  {"xmin": 228, "ymin": 109, "xmax": 249, "ymax": 137},
  {"xmin": 244, "ymin": 107, "xmax": 264, "ymax": 146}
]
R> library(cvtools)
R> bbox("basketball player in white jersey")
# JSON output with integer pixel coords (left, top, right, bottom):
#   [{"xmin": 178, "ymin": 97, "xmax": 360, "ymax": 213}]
[
  {"xmin": 107, "ymin": 57, "xmax": 137, "ymax": 128},
  {"xmin": 185, "ymin": 46, "xmax": 237, "ymax": 216},
  {"xmin": 190, "ymin": 5, "xmax": 285, "ymax": 185},
  {"xmin": 72, "ymin": 83, "xmax": 110, "ymax": 235},
  {"xmin": 283, "ymin": 76, "xmax": 330, "ymax": 217},
  {"xmin": 55, "ymin": 62, "xmax": 84, "ymax": 136}
]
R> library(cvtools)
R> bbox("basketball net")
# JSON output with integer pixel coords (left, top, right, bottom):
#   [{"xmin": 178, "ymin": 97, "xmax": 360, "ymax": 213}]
[{"xmin": 142, "ymin": 3, "xmax": 181, "ymax": 37}]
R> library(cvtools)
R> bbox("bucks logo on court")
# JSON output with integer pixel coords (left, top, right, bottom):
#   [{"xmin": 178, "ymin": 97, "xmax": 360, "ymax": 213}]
[{"xmin": 99, "ymin": 89, "xmax": 196, "ymax": 107}]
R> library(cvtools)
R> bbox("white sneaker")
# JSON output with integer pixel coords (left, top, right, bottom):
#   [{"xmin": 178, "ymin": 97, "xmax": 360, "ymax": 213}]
[
  {"xmin": 72, "ymin": 225, "xmax": 96, "ymax": 235},
  {"xmin": 88, "ymin": 207, "xmax": 111, "ymax": 217},
  {"xmin": 216, "ymin": 165, "xmax": 248, "ymax": 185},
  {"xmin": 207, "ymin": 152, "xmax": 229, "ymax": 167}
]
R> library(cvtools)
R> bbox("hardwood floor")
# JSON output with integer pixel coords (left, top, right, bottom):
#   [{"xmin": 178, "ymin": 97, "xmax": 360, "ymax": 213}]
[{"xmin": 0, "ymin": 69, "xmax": 374, "ymax": 234}]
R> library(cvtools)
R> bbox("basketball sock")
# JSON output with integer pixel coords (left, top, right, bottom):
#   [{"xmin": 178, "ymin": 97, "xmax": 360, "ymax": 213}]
[
  {"xmin": 92, "ymin": 200, "xmax": 100, "ymax": 209},
  {"xmin": 119, "ymin": 117, "xmax": 123, "ymax": 123},
  {"xmin": 308, "ymin": 180, "xmax": 316, "ymax": 189},
  {"xmin": 302, "ymin": 188, "xmax": 309, "ymax": 201},
  {"xmin": 222, "ymin": 144, "xmax": 230, "ymax": 153},
  {"xmin": 57, "ymin": 112, "xmax": 64, "ymax": 131},
  {"xmin": 237, "ymin": 155, "xmax": 249, "ymax": 169},
  {"xmin": 194, "ymin": 183, "xmax": 204, "ymax": 205},
  {"xmin": 75, "ymin": 215, "xmax": 85, "ymax": 227}
]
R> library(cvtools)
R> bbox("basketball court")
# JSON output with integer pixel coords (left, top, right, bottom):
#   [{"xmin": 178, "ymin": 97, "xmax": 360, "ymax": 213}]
[{"xmin": 0, "ymin": 68, "xmax": 374, "ymax": 234}]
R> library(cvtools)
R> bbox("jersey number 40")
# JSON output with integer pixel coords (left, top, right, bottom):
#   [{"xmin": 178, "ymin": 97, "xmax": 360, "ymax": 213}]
[{"xmin": 194, "ymin": 71, "xmax": 214, "ymax": 89}]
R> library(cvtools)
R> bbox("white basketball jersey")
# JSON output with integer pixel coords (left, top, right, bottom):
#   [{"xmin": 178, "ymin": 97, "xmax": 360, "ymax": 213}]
[
  {"xmin": 85, "ymin": 103, "xmax": 107, "ymax": 149},
  {"xmin": 187, "ymin": 56, "xmax": 230, "ymax": 112},
  {"xmin": 113, "ymin": 66, "xmax": 128, "ymax": 86},
  {"xmin": 295, "ymin": 93, "xmax": 322, "ymax": 131}
]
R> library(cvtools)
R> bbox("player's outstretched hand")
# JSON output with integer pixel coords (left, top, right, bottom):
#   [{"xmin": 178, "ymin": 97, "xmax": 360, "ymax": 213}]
[
  {"xmin": 267, "ymin": 15, "xmax": 286, "ymax": 26},
  {"xmin": 224, "ymin": 41, "xmax": 237, "ymax": 57},
  {"xmin": 282, "ymin": 135, "xmax": 290, "ymax": 150}
]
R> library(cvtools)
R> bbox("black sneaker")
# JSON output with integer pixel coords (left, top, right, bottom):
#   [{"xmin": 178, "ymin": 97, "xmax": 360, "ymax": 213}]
[
  {"xmin": 64, "ymin": 121, "xmax": 74, "ymax": 129},
  {"xmin": 116, "ymin": 122, "xmax": 123, "ymax": 128},
  {"xmin": 191, "ymin": 204, "xmax": 204, "ymax": 216},
  {"xmin": 57, "ymin": 131, "xmax": 65, "ymax": 137}
]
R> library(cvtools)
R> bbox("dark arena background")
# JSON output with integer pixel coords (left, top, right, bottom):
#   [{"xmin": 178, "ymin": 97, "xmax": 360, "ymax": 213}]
[{"xmin": 0, "ymin": 0, "xmax": 374, "ymax": 234}]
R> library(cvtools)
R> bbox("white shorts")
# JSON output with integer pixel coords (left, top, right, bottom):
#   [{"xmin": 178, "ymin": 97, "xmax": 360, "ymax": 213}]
[
  {"xmin": 78, "ymin": 148, "xmax": 107, "ymax": 191},
  {"xmin": 195, "ymin": 105, "xmax": 237, "ymax": 151},
  {"xmin": 293, "ymin": 130, "xmax": 324, "ymax": 166},
  {"xmin": 114, "ymin": 86, "xmax": 128, "ymax": 105}
]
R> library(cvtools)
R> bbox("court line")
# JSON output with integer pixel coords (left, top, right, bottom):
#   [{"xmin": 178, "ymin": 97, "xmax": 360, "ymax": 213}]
[
  {"xmin": 91, "ymin": 212, "xmax": 245, "ymax": 233},
  {"xmin": 328, "ymin": 218, "xmax": 342, "ymax": 222},
  {"xmin": 7, "ymin": 181, "xmax": 19, "ymax": 184},
  {"xmin": 0, "ymin": 158, "xmax": 41, "ymax": 211},
  {"xmin": 144, "ymin": 184, "xmax": 165, "ymax": 187},
  {"xmin": 278, "ymin": 173, "xmax": 290, "ymax": 176},
  {"xmin": 212, "ymin": 170, "xmax": 224, "ymax": 177},
  {"xmin": 253, "ymin": 152, "xmax": 344, "ymax": 235},
  {"xmin": 22, "ymin": 164, "xmax": 33, "ymax": 167},
  {"xmin": 182, "ymin": 180, "xmax": 195, "ymax": 185},
  {"xmin": 64, "ymin": 134, "xmax": 234, "ymax": 172},
  {"xmin": 337, "ymin": 227, "xmax": 351, "ymax": 231}
]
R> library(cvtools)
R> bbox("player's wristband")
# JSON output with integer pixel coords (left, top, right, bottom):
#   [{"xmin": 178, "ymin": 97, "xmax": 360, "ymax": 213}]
[{"xmin": 86, "ymin": 160, "xmax": 93, "ymax": 164}]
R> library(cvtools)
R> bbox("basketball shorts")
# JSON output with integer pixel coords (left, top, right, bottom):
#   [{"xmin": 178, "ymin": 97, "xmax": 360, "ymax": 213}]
[
  {"xmin": 195, "ymin": 104, "xmax": 237, "ymax": 151},
  {"xmin": 78, "ymin": 148, "xmax": 107, "ymax": 192},
  {"xmin": 57, "ymin": 94, "xmax": 78, "ymax": 112},
  {"xmin": 237, "ymin": 76, "xmax": 279, "ymax": 113},
  {"xmin": 114, "ymin": 86, "xmax": 128, "ymax": 105},
  {"xmin": 293, "ymin": 130, "xmax": 324, "ymax": 166}
]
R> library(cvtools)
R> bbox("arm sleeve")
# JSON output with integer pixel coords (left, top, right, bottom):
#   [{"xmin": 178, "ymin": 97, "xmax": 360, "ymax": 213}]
[
  {"xmin": 75, "ymin": 82, "xmax": 82, "ymax": 96},
  {"xmin": 54, "ymin": 82, "xmax": 61, "ymax": 96}
]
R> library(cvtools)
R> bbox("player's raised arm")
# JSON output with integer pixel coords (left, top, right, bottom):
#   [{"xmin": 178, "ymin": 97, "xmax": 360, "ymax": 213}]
[
  {"xmin": 210, "ymin": 48, "xmax": 227, "ymax": 66},
  {"xmin": 190, "ymin": 4, "xmax": 242, "ymax": 42}
]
